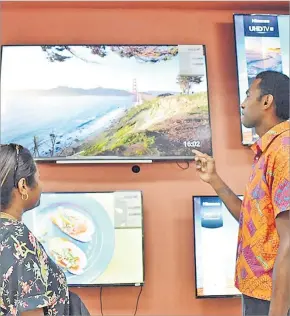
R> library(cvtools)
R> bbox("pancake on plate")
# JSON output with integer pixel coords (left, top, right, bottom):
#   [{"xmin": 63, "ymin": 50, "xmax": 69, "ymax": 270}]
[
  {"xmin": 51, "ymin": 206, "xmax": 95, "ymax": 242},
  {"xmin": 48, "ymin": 237, "xmax": 87, "ymax": 275}
]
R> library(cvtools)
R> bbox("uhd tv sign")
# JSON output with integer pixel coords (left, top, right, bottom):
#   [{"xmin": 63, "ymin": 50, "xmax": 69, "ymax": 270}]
[{"xmin": 243, "ymin": 15, "xmax": 279, "ymax": 37}]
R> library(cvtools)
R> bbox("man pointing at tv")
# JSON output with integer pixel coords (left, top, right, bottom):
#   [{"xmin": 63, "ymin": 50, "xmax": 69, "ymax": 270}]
[{"xmin": 193, "ymin": 71, "xmax": 290, "ymax": 316}]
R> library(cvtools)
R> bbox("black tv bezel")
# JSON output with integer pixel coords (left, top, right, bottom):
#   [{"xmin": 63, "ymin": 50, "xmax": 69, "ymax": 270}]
[
  {"xmin": 0, "ymin": 44, "xmax": 213, "ymax": 163},
  {"xmin": 192, "ymin": 195, "xmax": 242, "ymax": 299},
  {"xmin": 233, "ymin": 13, "xmax": 289, "ymax": 147},
  {"xmin": 24, "ymin": 190, "xmax": 145, "ymax": 288}
]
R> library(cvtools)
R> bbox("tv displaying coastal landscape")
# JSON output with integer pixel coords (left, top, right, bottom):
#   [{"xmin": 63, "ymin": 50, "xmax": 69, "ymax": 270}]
[
  {"xmin": 0, "ymin": 45, "xmax": 212, "ymax": 161},
  {"xmin": 22, "ymin": 191, "xmax": 144, "ymax": 287},
  {"xmin": 193, "ymin": 196, "xmax": 242, "ymax": 298},
  {"xmin": 234, "ymin": 14, "xmax": 289, "ymax": 145}
]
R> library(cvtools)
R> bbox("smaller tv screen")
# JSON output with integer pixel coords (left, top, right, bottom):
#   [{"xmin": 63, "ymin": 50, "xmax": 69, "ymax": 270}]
[
  {"xmin": 22, "ymin": 191, "xmax": 144, "ymax": 287},
  {"xmin": 193, "ymin": 196, "xmax": 242, "ymax": 298},
  {"xmin": 234, "ymin": 14, "xmax": 289, "ymax": 145}
]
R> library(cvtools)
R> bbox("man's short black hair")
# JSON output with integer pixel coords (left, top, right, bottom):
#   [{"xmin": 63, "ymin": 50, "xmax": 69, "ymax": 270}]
[{"xmin": 256, "ymin": 70, "xmax": 289, "ymax": 121}]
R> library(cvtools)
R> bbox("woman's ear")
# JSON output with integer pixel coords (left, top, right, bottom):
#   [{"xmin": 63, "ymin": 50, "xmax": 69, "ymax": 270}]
[{"xmin": 17, "ymin": 178, "xmax": 28, "ymax": 195}]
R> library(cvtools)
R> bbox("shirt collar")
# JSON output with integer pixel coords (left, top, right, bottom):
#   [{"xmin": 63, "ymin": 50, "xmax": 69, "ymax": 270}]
[{"xmin": 251, "ymin": 120, "xmax": 290, "ymax": 155}]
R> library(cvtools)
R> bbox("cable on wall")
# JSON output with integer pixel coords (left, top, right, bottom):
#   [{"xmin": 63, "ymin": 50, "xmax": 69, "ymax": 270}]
[
  {"xmin": 99, "ymin": 285, "xmax": 144, "ymax": 316},
  {"xmin": 100, "ymin": 287, "xmax": 103, "ymax": 316},
  {"xmin": 176, "ymin": 161, "xmax": 190, "ymax": 170},
  {"xmin": 133, "ymin": 286, "xmax": 143, "ymax": 316}
]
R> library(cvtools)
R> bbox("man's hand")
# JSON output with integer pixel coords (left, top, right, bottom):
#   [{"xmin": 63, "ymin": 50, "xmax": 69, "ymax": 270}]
[
  {"xmin": 192, "ymin": 149, "xmax": 218, "ymax": 184},
  {"xmin": 193, "ymin": 149, "xmax": 242, "ymax": 221}
]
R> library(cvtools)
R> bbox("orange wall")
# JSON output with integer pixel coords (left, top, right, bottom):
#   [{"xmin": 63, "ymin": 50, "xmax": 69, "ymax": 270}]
[{"xmin": 1, "ymin": 2, "xmax": 288, "ymax": 315}]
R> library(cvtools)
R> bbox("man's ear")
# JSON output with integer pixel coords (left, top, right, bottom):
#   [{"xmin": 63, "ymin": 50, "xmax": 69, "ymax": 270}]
[
  {"xmin": 263, "ymin": 94, "xmax": 274, "ymax": 110},
  {"xmin": 17, "ymin": 178, "xmax": 28, "ymax": 195}
]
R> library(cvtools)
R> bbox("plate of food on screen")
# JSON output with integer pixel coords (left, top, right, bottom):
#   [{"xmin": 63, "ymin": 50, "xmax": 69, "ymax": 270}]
[
  {"xmin": 51, "ymin": 206, "xmax": 95, "ymax": 242},
  {"xmin": 49, "ymin": 237, "xmax": 88, "ymax": 275}
]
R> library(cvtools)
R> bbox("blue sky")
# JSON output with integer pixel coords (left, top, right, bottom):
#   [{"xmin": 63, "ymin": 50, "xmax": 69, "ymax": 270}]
[{"xmin": 1, "ymin": 45, "xmax": 208, "ymax": 93}]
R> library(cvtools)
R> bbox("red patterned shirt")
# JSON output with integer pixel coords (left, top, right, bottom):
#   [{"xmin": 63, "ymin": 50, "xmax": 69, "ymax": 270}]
[{"xmin": 235, "ymin": 121, "xmax": 290, "ymax": 300}]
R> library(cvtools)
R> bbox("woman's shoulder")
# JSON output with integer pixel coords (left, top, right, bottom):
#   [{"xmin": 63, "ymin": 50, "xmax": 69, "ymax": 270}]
[
  {"xmin": 0, "ymin": 218, "xmax": 29, "ymax": 241},
  {"xmin": 0, "ymin": 218, "xmax": 35, "ymax": 240},
  {"xmin": 0, "ymin": 218, "xmax": 46, "ymax": 266},
  {"xmin": 0, "ymin": 218, "xmax": 65, "ymax": 282},
  {"xmin": 0, "ymin": 219, "xmax": 39, "ymax": 276}
]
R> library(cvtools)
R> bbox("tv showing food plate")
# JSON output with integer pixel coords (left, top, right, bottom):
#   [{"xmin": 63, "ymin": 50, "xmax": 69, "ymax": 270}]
[
  {"xmin": 22, "ymin": 191, "xmax": 144, "ymax": 287},
  {"xmin": 0, "ymin": 45, "xmax": 212, "ymax": 161}
]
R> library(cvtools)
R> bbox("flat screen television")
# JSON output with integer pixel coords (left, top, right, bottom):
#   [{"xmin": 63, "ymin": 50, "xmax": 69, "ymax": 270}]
[
  {"xmin": 233, "ymin": 14, "xmax": 289, "ymax": 145},
  {"xmin": 0, "ymin": 44, "xmax": 212, "ymax": 161},
  {"xmin": 22, "ymin": 191, "xmax": 144, "ymax": 287},
  {"xmin": 193, "ymin": 196, "xmax": 242, "ymax": 298}
]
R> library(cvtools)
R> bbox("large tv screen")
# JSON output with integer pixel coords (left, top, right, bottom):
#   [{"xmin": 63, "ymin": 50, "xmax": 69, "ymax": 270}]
[
  {"xmin": 22, "ymin": 191, "xmax": 144, "ymax": 287},
  {"xmin": 234, "ymin": 14, "xmax": 289, "ymax": 145},
  {"xmin": 193, "ymin": 196, "xmax": 242, "ymax": 298},
  {"xmin": 0, "ymin": 44, "xmax": 212, "ymax": 161}
]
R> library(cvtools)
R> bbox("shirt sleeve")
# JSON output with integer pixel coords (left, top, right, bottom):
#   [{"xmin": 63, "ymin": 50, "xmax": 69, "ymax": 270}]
[
  {"xmin": 270, "ymin": 146, "xmax": 290, "ymax": 218},
  {"xmin": 2, "ymin": 224, "xmax": 51, "ymax": 315}
]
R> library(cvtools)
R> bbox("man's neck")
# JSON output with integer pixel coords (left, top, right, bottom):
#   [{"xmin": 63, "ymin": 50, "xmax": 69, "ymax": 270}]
[{"xmin": 255, "ymin": 119, "xmax": 283, "ymax": 138}]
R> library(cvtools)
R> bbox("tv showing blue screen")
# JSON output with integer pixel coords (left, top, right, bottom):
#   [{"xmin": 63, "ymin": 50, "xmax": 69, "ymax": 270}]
[
  {"xmin": 22, "ymin": 191, "xmax": 144, "ymax": 287},
  {"xmin": 193, "ymin": 196, "xmax": 242, "ymax": 298},
  {"xmin": 234, "ymin": 14, "xmax": 289, "ymax": 145},
  {"xmin": 0, "ymin": 44, "xmax": 212, "ymax": 161}
]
